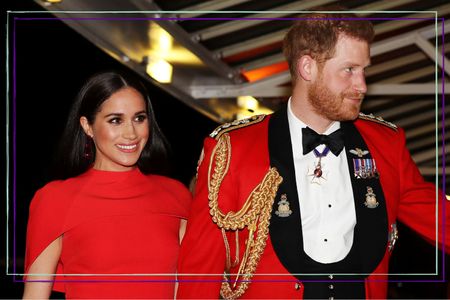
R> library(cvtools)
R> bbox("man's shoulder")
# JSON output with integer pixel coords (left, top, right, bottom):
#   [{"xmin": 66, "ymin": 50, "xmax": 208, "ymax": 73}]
[
  {"xmin": 357, "ymin": 112, "xmax": 398, "ymax": 132},
  {"xmin": 209, "ymin": 114, "xmax": 268, "ymax": 140}
]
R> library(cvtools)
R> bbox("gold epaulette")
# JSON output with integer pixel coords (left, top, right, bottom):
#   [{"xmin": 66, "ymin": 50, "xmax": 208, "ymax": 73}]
[
  {"xmin": 208, "ymin": 133, "xmax": 283, "ymax": 299},
  {"xmin": 210, "ymin": 114, "xmax": 266, "ymax": 140},
  {"xmin": 358, "ymin": 112, "xmax": 398, "ymax": 131}
]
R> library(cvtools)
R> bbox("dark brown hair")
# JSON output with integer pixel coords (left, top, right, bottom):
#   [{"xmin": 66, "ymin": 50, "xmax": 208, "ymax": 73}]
[{"xmin": 283, "ymin": 10, "xmax": 374, "ymax": 80}]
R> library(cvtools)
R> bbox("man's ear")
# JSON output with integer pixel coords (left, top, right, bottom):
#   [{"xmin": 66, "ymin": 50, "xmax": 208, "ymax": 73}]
[
  {"xmin": 80, "ymin": 116, "xmax": 93, "ymax": 138},
  {"xmin": 296, "ymin": 55, "xmax": 318, "ymax": 81}
]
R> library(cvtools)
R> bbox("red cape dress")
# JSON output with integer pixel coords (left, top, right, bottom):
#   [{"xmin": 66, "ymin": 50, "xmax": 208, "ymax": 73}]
[{"xmin": 25, "ymin": 167, "xmax": 192, "ymax": 299}]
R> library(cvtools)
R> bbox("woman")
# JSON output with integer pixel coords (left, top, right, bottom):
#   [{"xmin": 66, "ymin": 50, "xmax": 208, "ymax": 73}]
[{"xmin": 23, "ymin": 71, "xmax": 191, "ymax": 299}]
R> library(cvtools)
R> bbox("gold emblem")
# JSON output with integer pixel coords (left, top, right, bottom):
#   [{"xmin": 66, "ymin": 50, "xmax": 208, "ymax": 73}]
[
  {"xmin": 275, "ymin": 194, "xmax": 292, "ymax": 217},
  {"xmin": 364, "ymin": 186, "xmax": 379, "ymax": 208}
]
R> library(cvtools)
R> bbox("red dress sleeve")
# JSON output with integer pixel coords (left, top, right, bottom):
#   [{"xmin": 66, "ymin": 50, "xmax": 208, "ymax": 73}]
[
  {"xmin": 24, "ymin": 181, "xmax": 70, "ymax": 292},
  {"xmin": 169, "ymin": 178, "xmax": 193, "ymax": 220},
  {"xmin": 151, "ymin": 175, "xmax": 193, "ymax": 219}
]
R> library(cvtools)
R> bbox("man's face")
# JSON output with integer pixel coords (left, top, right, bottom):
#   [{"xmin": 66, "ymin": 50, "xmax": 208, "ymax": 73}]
[{"xmin": 307, "ymin": 34, "xmax": 371, "ymax": 121}]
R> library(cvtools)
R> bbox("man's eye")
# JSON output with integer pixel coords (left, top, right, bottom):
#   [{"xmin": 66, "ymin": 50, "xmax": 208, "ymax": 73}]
[{"xmin": 344, "ymin": 67, "xmax": 353, "ymax": 73}]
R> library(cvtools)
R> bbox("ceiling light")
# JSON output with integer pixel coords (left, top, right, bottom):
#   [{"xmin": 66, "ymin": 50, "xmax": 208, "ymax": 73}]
[
  {"xmin": 145, "ymin": 57, "xmax": 173, "ymax": 83},
  {"xmin": 149, "ymin": 23, "xmax": 173, "ymax": 53},
  {"xmin": 235, "ymin": 96, "xmax": 273, "ymax": 120},
  {"xmin": 237, "ymin": 96, "xmax": 259, "ymax": 111}
]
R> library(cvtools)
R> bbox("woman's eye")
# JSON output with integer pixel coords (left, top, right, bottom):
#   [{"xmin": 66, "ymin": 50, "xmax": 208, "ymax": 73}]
[
  {"xmin": 108, "ymin": 118, "xmax": 122, "ymax": 124},
  {"xmin": 135, "ymin": 115, "xmax": 147, "ymax": 122},
  {"xmin": 344, "ymin": 67, "xmax": 353, "ymax": 73}
]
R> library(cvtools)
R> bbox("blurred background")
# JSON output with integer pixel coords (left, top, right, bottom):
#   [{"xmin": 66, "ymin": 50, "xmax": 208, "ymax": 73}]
[{"xmin": 3, "ymin": 0, "xmax": 449, "ymax": 298}]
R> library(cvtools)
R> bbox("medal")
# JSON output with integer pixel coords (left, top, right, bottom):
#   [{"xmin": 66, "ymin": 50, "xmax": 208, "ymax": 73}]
[
  {"xmin": 275, "ymin": 194, "xmax": 292, "ymax": 217},
  {"xmin": 364, "ymin": 186, "xmax": 379, "ymax": 208},
  {"xmin": 307, "ymin": 147, "xmax": 330, "ymax": 184},
  {"xmin": 313, "ymin": 163, "xmax": 323, "ymax": 178},
  {"xmin": 353, "ymin": 158, "xmax": 379, "ymax": 179},
  {"xmin": 350, "ymin": 148, "xmax": 379, "ymax": 179}
]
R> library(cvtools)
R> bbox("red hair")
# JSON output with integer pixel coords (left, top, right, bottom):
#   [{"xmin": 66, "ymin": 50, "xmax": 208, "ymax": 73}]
[{"xmin": 283, "ymin": 10, "xmax": 374, "ymax": 80}]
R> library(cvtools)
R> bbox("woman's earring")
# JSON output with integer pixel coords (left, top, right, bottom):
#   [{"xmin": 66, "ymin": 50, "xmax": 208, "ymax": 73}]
[{"xmin": 84, "ymin": 136, "xmax": 94, "ymax": 159}]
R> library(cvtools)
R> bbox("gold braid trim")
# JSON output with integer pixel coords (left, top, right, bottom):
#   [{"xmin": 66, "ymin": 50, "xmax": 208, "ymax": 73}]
[
  {"xmin": 358, "ymin": 112, "xmax": 398, "ymax": 131},
  {"xmin": 207, "ymin": 133, "xmax": 283, "ymax": 299}
]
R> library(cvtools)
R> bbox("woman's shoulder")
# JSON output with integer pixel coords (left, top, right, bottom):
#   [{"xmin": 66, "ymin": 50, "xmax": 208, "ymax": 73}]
[
  {"xmin": 30, "ymin": 177, "xmax": 82, "ymax": 211},
  {"xmin": 145, "ymin": 174, "xmax": 192, "ymax": 203},
  {"xmin": 32, "ymin": 180, "xmax": 64, "ymax": 201},
  {"xmin": 35, "ymin": 176, "xmax": 82, "ymax": 196},
  {"xmin": 148, "ymin": 175, "xmax": 190, "ymax": 192},
  {"xmin": 142, "ymin": 175, "xmax": 192, "ymax": 216}
]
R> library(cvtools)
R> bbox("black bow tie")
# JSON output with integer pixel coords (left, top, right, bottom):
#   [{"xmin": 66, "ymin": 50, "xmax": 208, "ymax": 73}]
[{"xmin": 302, "ymin": 127, "xmax": 344, "ymax": 156}]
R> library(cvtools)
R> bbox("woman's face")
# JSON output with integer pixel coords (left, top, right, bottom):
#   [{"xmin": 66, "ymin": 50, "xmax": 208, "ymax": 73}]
[{"xmin": 80, "ymin": 87, "xmax": 149, "ymax": 172}]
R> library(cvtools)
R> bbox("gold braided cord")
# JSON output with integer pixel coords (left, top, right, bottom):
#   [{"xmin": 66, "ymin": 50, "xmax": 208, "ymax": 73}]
[
  {"xmin": 222, "ymin": 228, "xmax": 232, "ymax": 271},
  {"xmin": 207, "ymin": 133, "xmax": 283, "ymax": 299},
  {"xmin": 219, "ymin": 169, "xmax": 281, "ymax": 299},
  {"xmin": 207, "ymin": 133, "xmax": 231, "ymax": 224},
  {"xmin": 233, "ymin": 231, "xmax": 240, "ymax": 268}
]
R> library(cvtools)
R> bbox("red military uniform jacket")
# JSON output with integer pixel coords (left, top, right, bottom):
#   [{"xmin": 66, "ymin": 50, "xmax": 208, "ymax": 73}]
[{"xmin": 178, "ymin": 106, "xmax": 449, "ymax": 299}]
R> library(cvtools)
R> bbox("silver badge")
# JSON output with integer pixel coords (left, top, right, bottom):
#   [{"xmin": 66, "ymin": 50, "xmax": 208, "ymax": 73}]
[
  {"xmin": 388, "ymin": 223, "xmax": 399, "ymax": 252},
  {"xmin": 275, "ymin": 194, "xmax": 292, "ymax": 217},
  {"xmin": 364, "ymin": 186, "xmax": 379, "ymax": 208}
]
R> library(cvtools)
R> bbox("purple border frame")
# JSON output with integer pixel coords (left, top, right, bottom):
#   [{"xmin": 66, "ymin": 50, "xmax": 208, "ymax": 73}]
[
  {"xmin": 10, "ymin": 15, "xmax": 447, "ymax": 285},
  {"xmin": 12, "ymin": 16, "xmax": 441, "ymax": 21}
]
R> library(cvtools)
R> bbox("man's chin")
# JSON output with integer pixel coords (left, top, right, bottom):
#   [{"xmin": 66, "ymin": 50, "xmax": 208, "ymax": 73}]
[{"xmin": 336, "ymin": 109, "xmax": 360, "ymax": 121}]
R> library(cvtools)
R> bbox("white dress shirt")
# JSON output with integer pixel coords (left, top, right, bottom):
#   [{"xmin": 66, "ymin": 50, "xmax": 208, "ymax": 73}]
[{"xmin": 287, "ymin": 99, "xmax": 356, "ymax": 264}]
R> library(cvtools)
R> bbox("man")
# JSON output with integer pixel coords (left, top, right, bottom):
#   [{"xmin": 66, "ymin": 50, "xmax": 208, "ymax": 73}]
[{"xmin": 177, "ymin": 11, "xmax": 449, "ymax": 299}]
